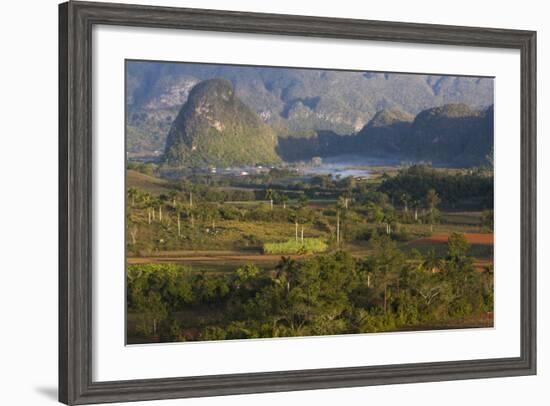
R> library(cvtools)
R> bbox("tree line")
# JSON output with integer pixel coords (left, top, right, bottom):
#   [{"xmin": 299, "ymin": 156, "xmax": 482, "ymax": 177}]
[
  {"xmin": 378, "ymin": 165, "xmax": 493, "ymax": 210},
  {"xmin": 127, "ymin": 233, "xmax": 493, "ymax": 342}
]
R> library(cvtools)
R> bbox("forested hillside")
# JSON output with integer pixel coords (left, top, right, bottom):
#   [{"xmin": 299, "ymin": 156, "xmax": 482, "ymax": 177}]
[
  {"xmin": 126, "ymin": 61, "xmax": 493, "ymax": 159},
  {"xmin": 161, "ymin": 77, "xmax": 494, "ymax": 167},
  {"xmin": 164, "ymin": 79, "xmax": 280, "ymax": 167}
]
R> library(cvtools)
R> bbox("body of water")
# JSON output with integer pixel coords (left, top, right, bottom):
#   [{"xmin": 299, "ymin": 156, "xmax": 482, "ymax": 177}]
[{"xmin": 300, "ymin": 164, "xmax": 371, "ymax": 179}]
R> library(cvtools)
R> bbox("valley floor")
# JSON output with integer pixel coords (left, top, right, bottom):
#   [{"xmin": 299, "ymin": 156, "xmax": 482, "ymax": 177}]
[{"xmin": 125, "ymin": 163, "xmax": 494, "ymax": 343}]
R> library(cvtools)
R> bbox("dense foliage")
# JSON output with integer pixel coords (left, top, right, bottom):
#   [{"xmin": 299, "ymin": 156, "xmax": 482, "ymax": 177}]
[
  {"xmin": 125, "ymin": 63, "xmax": 496, "ymax": 344},
  {"xmin": 164, "ymin": 79, "xmax": 280, "ymax": 167},
  {"xmin": 126, "ymin": 61, "xmax": 493, "ymax": 157},
  {"xmin": 127, "ymin": 234, "xmax": 493, "ymax": 342},
  {"xmin": 125, "ymin": 163, "xmax": 494, "ymax": 257},
  {"xmin": 378, "ymin": 165, "xmax": 493, "ymax": 210},
  {"xmin": 125, "ymin": 158, "xmax": 494, "ymax": 343},
  {"xmin": 404, "ymin": 104, "xmax": 494, "ymax": 166}
]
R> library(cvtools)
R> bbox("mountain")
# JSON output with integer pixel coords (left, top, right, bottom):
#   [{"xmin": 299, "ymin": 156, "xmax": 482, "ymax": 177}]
[
  {"xmin": 276, "ymin": 103, "xmax": 493, "ymax": 167},
  {"xmin": 163, "ymin": 79, "xmax": 280, "ymax": 167},
  {"xmin": 404, "ymin": 103, "xmax": 494, "ymax": 166},
  {"xmin": 126, "ymin": 61, "xmax": 494, "ymax": 155},
  {"xmin": 356, "ymin": 108, "xmax": 415, "ymax": 156},
  {"xmin": 276, "ymin": 130, "xmax": 347, "ymax": 161}
]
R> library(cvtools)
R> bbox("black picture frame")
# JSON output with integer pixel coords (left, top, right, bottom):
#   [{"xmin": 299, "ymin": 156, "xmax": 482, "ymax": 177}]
[{"xmin": 59, "ymin": 1, "xmax": 537, "ymax": 404}]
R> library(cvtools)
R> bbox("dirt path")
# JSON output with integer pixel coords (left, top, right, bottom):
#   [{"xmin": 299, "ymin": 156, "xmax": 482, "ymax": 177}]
[{"xmin": 128, "ymin": 233, "xmax": 494, "ymax": 267}]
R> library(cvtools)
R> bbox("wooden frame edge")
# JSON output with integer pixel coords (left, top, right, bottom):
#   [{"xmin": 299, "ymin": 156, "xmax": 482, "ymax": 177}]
[{"xmin": 59, "ymin": 1, "xmax": 537, "ymax": 404}]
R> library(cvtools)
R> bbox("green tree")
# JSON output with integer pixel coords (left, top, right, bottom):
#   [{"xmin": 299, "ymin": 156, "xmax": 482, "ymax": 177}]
[
  {"xmin": 167, "ymin": 190, "xmax": 179, "ymax": 207},
  {"xmin": 481, "ymin": 210, "xmax": 494, "ymax": 232},
  {"xmin": 127, "ymin": 187, "xmax": 139, "ymax": 207},
  {"xmin": 202, "ymin": 203, "xmax": 220, "ymax": 230},
  {"xmin": 265, "ymin": 188, "xmax": 275, "ymax": 210},
  {"xmin": 297, "ymin": 193, "xmax": 309, "ymax": 209},
  {"xmin": 447, "ymin": 232, "xmax": 470, "ymax": 261},
  {"xmin": 275, "ymin": 256, "xmax": 298, "ymax": 294},
  {"xmin": 422, "ymin": 249, "xmax": 443, "ymax": 274},
  {"xmin": 280, "ymin": 194, "xmax": 289, "ymax": 209},
  {"xmin": 158, "ymin": 194, "xmax": 170, "ymax": 222},
  {"xmin": 368, "ymin": 236, "xmax": 405, "ymax": 314},
  {"xmin": 366, "ymin": 202, "xmax": 384, "ymax": 225},
  {"xmin": 411, "ymin": 199, "xmax": 421, "ymax": 222},
  {"xmin": 445, "ymin": 233, "xmax": 475, "ymax": 303},
  {"xmin": 425, "ymin": 189, "xmax": 440, "ymax": 232},
  {"xmin": 400, "ymin": 193, "xmax": 410, "ymax": 213},
  {"xmin": 174, "ymin": 202, "xmax": 185, "ymax": 237}
]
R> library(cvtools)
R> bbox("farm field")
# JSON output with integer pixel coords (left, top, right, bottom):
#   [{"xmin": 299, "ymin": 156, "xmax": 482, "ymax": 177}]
[
  {"xmin": 126, "ymin": 163, "xmax": 494, "ymax": 343},
  {"xmin": 124, "ymin": 60, "xmax": 497, "ymax": 344},
  {"xmin": 127, "ymin": 232, "xmax": 493, "ymax": 271}
]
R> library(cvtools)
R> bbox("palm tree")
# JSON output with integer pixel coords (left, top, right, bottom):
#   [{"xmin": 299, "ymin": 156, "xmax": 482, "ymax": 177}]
[
  {"xmin": 208, "ymin": 204, "xmax": 220, "ymax": 230},
  {"xmin": 425, "ymin": 189, "xmax": 440, "ymax": 232},
  {"xmin": 366, "ymin": 202, "xmax": 384, "ymax": 225},
  {"xmin": 265, "ymin": 188, "xmax": 275, "ymax": 210},
  {"xmin": 127, "ymin": 187, "xmax": 139, "ymax": 207},
  {"xmin": 423, "ymin": 249, "xmax": 443, "ymax": 274},
  {"xmin": 426, "ymin": 189, "xmax": 440, "ymax": 210},
  {"xmin": 289, "ymin": 213, "xmax": 300, "ymax": 242},
  {"xmin": 158, "ymin": 194, "xmax": 170, "ymax": 222},
  {"xmin": 336, "ymin": 210, "xmax": 341, "ymax": 245},
  {"xmin": 339, "ymin": 190, "xmax": 352, "ymax": 210},
  {"xmin": 334, "ymin": 197, "xmax": 349, "ymax": 246},
  {"xmin": 382, "ymin": 211, "xmax": 396, "ymax": 235},
  {"xmin": 174, "ymin": 202, "xmax": 184, "ymax": 237},
  {"xmin": 129, "ymin": 224, "xmax": 138, "ymax": 245},
  {"xmin": 141, "ymin": 193, "xmax": 153, "ymax": 224},
  {"xmin": 167, "ymin": 190, "xmax": 179, "ymax": 207},
  {"xmin": 400, "ymin": 193, "xmax": 410, "ymax": 213},
  {"xmin": 411, "ymin": 199, "xmax": 421, "ymax": 222},
  {"xmin": 275, "ymin": 256, "xmax": 298, "ymax": 294},
  {"xmin": 337, "ymin": 195, "xmax": 349, "ymax": 210},
  {"xmin": 297, "ymin": 194, "xmax": 309, "ymax": 209},
  {"xmin": 280, "ymin": 194, "xmax": 289, "ymax": 209},
  {"xmin": 371, "ymin": 238, "xmax": 403, "ymax": 314}
]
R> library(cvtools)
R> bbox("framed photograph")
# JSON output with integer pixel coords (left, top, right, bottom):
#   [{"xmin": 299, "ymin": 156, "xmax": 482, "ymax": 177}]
[{"xmin": 59, "ymin": 1, "xmax": 536, "ymax": 404}]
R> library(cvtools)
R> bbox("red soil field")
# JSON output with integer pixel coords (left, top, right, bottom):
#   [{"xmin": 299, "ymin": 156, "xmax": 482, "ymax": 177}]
[{"xmin": 411, "ymin": 233, "xmax": 494, "ymax": 246}]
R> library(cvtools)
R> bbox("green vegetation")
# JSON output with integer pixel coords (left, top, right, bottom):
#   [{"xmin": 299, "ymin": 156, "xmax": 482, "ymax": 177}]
[
  {"xmin": 126, "ymin": 62, "xmax": 493, "ymax": 161},
  {"xmin": 163, "ymin": 79, "xmax": 280, "ymax": 167},
  {"xmin": 378, "ymin": 165, "xmax": 493, "ymax": 209},
  {"xmin": 263, "ymin": 238, "xmax": 328, "ymax": 255},
  {"xmin": 356, "ymin": 108, "xmax": 414, "ymax": 156},
  {"xmin": 127, "ymin": 234, "xmax": 493, "ymax": 343},
  {"xmin": 125, "ymin": 66, "xmax": 495, "ymax": 344},
  {"xmin": 405, "ymin": 104, "xmax": 494, "ymax": 166},
  {"xmin": 125, "ymin": 160, "xmax": 494, "ymax": 343}
]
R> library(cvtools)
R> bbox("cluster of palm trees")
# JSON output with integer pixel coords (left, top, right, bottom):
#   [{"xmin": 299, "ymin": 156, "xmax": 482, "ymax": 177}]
[
  {"xmin": 362, "ymin": 188, "xmax": 441, "ymax": 237},
  {"xmin": 126, "ymin": 187, "xmax": 198, "ymax": 242},
  {"xmin": 126, "ymin": 181, "xmax": 442, "ymax": 252},
  {"xmin": 264, "ymin": 188, "xmax": 291, "ymax": 210}
]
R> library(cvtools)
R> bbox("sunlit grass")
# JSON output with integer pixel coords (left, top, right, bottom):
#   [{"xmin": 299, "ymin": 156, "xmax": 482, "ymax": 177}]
[{"xmin": 263, "ymin": 238, "xmax": 328, "ymax": 254}]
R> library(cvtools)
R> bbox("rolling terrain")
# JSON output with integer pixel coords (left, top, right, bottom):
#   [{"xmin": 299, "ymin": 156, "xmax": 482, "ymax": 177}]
[
  {"xmin": 125, "ymin": 63, "xmax": 495, "ymax": 344},
  {"xmin": 126, "ymin": 61, "xmax": 493, "ymax": 166}
]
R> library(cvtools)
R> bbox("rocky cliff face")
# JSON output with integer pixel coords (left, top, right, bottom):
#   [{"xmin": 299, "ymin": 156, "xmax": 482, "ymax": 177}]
[
  {"xmin": 274, "ymin": 104, "xmax": 494, "ymax": 167},
  {"xmin": 404, "ymin": 103, "xmax": 494, "ymax": 166},
  {"xmin": 163, "ymin": 79, "xmax": 280, "ymax": 167},
  {"xmin": 355, "ymin": 108, "xmax": 415, "ymax": 156},
  {"xmin": 126, "ymin": 61, "xmax": 494, "ymax": 155}
]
